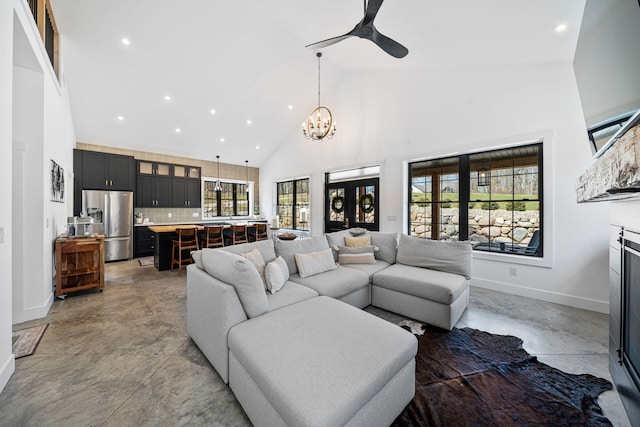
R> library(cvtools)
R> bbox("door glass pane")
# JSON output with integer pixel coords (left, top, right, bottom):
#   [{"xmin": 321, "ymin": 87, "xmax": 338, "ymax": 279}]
[
  {"xmin": 355, "ymin": 185, "xmax": 375, "ymax": 224},
  {"xmin": 277, "ymin": 181, "xmax": 294, "ymax": 229},
  {"xmin": 329, "ymin": 188, "xmax": 345, "ymax": 222}
]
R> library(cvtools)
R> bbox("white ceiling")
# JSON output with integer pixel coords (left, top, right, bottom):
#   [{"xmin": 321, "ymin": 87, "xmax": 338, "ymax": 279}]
[{"xmin": 50, "ymin": 0, "xmax": 585, "ymax": 166}]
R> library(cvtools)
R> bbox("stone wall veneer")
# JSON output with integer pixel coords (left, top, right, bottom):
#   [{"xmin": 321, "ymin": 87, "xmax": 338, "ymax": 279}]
[{"xmin": 576, "ymin": 125, "xmax": 640, "ymax": 202}]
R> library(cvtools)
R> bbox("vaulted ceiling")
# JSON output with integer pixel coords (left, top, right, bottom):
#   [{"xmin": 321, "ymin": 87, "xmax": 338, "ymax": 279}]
[{"xmin": 50, "ymin": 0, "xmax": 585, "ymax": 165}]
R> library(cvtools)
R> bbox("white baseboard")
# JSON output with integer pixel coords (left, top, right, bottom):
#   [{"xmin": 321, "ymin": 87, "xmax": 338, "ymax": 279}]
[
  {"xmin": 13, "ymin": 291, "xmax": 54, "ymax": 325},
  {"xmin": 471, "ymin": 278, "xmax": 609, "ymax": 314},
  {"xmin": 0, "ymin": 353, "xmax": 15, "ymax": 394}
]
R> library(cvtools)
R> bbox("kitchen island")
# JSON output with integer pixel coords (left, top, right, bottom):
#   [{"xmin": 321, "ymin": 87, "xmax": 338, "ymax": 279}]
[{"xmin": 148, "ymin": 221, "xmax": 267, "ymax": 271}]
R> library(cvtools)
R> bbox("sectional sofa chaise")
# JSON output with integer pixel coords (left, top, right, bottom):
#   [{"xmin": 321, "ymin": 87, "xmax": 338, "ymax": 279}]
[{"xmin": 187, "ymin": 229, "xmax": 472, "ymax": 427}]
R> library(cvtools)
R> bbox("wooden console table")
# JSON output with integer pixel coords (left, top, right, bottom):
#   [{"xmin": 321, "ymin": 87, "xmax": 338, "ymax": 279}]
[{"xmin": 55, "ymin": 235, "xmax": 105, "ymax": 299}]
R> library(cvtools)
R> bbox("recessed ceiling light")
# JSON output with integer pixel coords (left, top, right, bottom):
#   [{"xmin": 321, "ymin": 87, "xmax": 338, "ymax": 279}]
[
  {"xmin": 255, "ymin": 145, "xmax": 260, "ymax": 150},
  {"xmin": 555, "ymin": 23, "xmax": 568, "ymax": 32},
  {"xmin": 117, "ymin": 116, "xmax": 124, "ymax": 121},
  {"xmin": 246, "ymin": 119, "xmax": 252, "ymax": 125},
  {"xmin": 164, "ymin": 95, "xmax": 171, "ymax": 101},
  {"xmin": 210, "ymin": 109, "xmax": 216, "ymax": 115},
  {"xmin": 121, "ymin": 38, "xmax": 131, "ymax": 46},
  {"xmin": 175, "ymin": 128, "xmax": 181, "ymax": 133},
  {"xmin": 288, "ymin": 105, "xmax": 293, "ymax": 110},
  {"xmin": 220, "ymin": 138, "xmax": 225, "ymax": 142}
]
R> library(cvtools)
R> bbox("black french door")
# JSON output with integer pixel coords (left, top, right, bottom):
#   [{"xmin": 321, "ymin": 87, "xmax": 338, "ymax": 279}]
[{"xmin": 325, "ymin": 178, "xmax": 379, "ymax": 233}]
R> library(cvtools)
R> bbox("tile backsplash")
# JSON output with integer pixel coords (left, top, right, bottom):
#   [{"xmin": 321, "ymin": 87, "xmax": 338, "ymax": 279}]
[{"xmin": 134, "ymin": 208, "xmax": 202, "ymax": 224}]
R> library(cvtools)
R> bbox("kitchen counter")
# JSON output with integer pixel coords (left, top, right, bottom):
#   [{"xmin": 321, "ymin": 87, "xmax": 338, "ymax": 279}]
[{"xmin": 134, "ymin": 219, "xmax": 267, "ymax": 227}]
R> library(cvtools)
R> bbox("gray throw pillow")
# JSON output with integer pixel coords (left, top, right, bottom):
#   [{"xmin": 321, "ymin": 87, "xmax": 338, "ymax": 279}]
[
  {"xmin": 200, "ymin": 249, "xmax": 268, "ymax": 318},
  {"xmin": 324, "ymin": 230, "xmax": 352, "ymax": 261},
  {"xmin": 396, "ymin": 234, "xmax": 472, "ymax": 279}
]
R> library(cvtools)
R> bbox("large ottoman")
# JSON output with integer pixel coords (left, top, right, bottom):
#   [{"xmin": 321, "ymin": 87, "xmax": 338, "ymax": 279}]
[{"xmin": 227, "ymin": 296, "xmax": 417, "ymax": 427}]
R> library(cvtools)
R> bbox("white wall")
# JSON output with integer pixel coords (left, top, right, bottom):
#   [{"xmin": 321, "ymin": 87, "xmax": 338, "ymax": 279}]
[
  {"xmin": 0, "ymin": 0, "xmax": 16, "ymax": 394},
  {"xmin": 1, "ymin": 0, "xmax": 76, "ymax": 394},
  {"xmin": 10, "ymin": 0, "xmax": 75, "ymax": 325},
  {"xmin": 260, "ymin": 62, "xmax": 611, "ymax": 313},
  {"xmin": 574, "ymin": 0, "xmax": 640, "ymax": 127}
]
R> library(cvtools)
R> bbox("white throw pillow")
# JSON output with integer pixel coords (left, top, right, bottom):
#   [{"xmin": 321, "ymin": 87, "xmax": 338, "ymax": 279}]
[
  {"xmin": 241, "ymin": 248, "xmax": 266, "ymax": 289},
  {"xmin": 337, "ymin": 245, "xmax": 377, "ymax": 264},
  {"xmin": 294, "ymin": 248, "xmax": 338, "ymax": 278},
  {"xmin": 264, "ymin": 256, "xmax": 289, "ymax": 294}
]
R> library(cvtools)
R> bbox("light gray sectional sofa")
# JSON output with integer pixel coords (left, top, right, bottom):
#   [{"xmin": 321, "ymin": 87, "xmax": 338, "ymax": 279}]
[{"xmin": 187, "ymin": 229, "xmax": 472, "ymax": 427}]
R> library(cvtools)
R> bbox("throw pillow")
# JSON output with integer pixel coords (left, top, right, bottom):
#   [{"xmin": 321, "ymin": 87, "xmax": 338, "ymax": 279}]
[
  {"xmin": 275, "ymin": 235, "xmax": 330, "ymax": 275},
  {"xmin": 396, "ymin": 234, "xmax": 472, "ymax": 279},
  {"xmin": 294, "ymin": 248, "xmax": 338, "ymax": 278},
  {"xmin": 348, "ymin": 227, "xmax": 368, "ymax": 236},
  {"xmin": 200, "ymin": 249, "xmax": 268, "ymax": 318},
  {"xmin": 337, "ymin": 245, "xmax": 376, "ymax": 264},
  {"xmin": 370, "ymin": 232, "xmax": 399, "ymax": 264},
  {"xmin": 344, "ymin": 235, "xmax": 371, "ymax": 248},
  {"xmin": 264, "ymin": 256, "xmax": 289, "ymax": 293},
  {"xmin": 241, "ymin": 248, "xmax": 266, "ymax": 289}
]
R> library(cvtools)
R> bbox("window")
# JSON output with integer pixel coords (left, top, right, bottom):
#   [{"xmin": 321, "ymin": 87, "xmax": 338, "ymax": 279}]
[
  {"xmin": 277, "ymin": 178, "xmax": 310, "ymax": 231},
  {"xmin": 408, "ymin": 143, "xmax": 542, "ymax": 257},
  {"xmin": 202, "ymin": 179, "xmax": 250, "ymax": 218}
]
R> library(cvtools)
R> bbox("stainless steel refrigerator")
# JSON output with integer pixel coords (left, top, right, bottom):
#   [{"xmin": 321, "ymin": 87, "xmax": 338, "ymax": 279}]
[{"xmin": 82, "ymin": 190, "xmax": 133, "ymax": 261}]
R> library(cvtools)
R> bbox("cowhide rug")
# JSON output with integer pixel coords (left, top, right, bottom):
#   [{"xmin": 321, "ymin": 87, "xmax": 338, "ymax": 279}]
[{"xmin": 393, "ymin": 326, "xmax": 613, "ymax": 427}]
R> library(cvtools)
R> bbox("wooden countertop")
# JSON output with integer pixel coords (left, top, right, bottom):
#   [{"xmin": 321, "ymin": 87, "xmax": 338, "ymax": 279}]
[{"xmin": 148, "ymin": 223, "xmax": 266, "ymax": 233}]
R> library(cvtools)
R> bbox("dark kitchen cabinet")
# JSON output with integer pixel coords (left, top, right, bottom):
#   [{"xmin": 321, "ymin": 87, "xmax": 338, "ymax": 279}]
[
  {"xmin": 80, "ymin": 150, "xmax": 134, "ymax": 191},
  {"xmin": 134, "ymin": 226, "xmax": 155, "ymax": 258},
  {"xmin": 171, "ymin": 179, "xmax": 201, "ymax": 208},
  {"xmin": 136, "ymin": 175, "xmax": 171, "ymax": 208},
  {"xmin": 138, "ymin": 160, "xmax": 171, "ymax": 177},
  {"xmin": 172, "ymin": 164, "xmax": 201, "ymax": 180}
]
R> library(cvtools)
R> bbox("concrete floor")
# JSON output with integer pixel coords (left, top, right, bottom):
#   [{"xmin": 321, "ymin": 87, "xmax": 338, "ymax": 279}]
[{"xmin": 0, "ymin": 260, "xmax": 632, "ymax": 426}]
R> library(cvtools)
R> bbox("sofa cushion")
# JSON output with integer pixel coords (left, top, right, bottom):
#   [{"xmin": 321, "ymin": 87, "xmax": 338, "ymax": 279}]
[
  {"xmin": 396, "ymin": 234, "xmax": 472, "ymax": 279},
  {"xmin": 288, "ymin": 265, "xmax": 369, "ymax": 299},
  {"xmin": 227, "ymin": 296, "xmax": 417, "ymax": 427},
  {"xmin": 337, "ymin": 245, "xmax": 377, "ymax": 265},
  {"xmin": 372, "ymin": 263, "xmax": 468, "ymax": 305},
  {"xmin": 266, "ymin": 282, "xmax": 319, "ymax": 312},
  {"xmin": 370, "ymin": 231, "xmax": 399, "ymax": 264},
  {"xmin": 264, "ymin": 256, "xmax": 289, "ymax": 294},
  {"xmin": 221, "ymin": 239, "xmax": 277, "ymax": 263},
  {"xmin": 294, "ymin": 248, "xmax": 338, "ymax": 278},
  {"xmin": 241, "ymin": 248, "xmax": 266, "ymax": 287},
  {"xmin": 342, "ymin": 260, "xmax": 391, "ymax": 280},
  {"xmin": 275, "ymin": 235, "xmax": 330, "ymax": 275},
  {"xmin": 325, "ymin": 229, "xmax": 352, "ymax": 261},
  {"xmin": 200, "ymin": 249, "xmax": 268, "ymax": 318}
]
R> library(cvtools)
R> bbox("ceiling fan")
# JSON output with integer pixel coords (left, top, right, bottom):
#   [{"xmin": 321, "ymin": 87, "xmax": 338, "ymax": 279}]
[{"xmin": 305, "ymin": 0, "xmax": 408, "ymax": 58}]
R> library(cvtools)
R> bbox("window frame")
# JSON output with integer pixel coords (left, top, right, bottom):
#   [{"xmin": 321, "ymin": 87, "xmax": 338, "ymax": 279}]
[
  {"xmin": 407, "ymin": 142, "xmax": 543, "ymax": 259},
  {"xmin": 202, "ymin": 177, "xmax": 252, "ymax": 219},
  {"xmin": 276, "ymin": 177, "xmax": 310, "ymax": 231}
]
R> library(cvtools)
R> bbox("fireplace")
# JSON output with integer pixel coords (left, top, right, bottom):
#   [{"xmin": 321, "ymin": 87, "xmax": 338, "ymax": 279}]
[{"xmin": 612, "ymin": 227, "xmax": 640, "ymax": 424}]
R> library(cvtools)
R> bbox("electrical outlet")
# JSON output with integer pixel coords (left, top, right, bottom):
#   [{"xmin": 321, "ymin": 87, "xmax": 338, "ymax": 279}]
[
  {"xmin": 387, "ymin": 216, "xmax": 397, "ymax": 221},
  {"xmin": 168, "ymin": 213, "xmax": 172, "ymax": 218},
  {"xmin": 0, "ymin": 227, "xmax": 4, "ymax": 244},
  {"xmin": 509, "ymin": 267, "xmax": 518, "ymax": 276},
  {"xmin": 192, "ymin": 212, "xmax": 198, "ymax": 217}
]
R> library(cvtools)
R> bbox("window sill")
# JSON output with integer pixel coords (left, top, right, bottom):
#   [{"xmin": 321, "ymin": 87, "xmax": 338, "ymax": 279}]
[{"xmin": 472, "ymin": 249, "xmax": 552, "ymax": 268}]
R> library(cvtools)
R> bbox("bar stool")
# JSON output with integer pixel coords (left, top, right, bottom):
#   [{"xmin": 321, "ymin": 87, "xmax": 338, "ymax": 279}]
[
  {"xmin": 200, "ymin": 225, "xmax": 224, "ymax": 248},
  {"xmin": 171, "ymin": 227, "xmax": 199, "ymax": 276},
  {"xmin": 225, "ymin": 224, "xmax": 248, "ymax": 246},
  {"xmin": 249, "ymin": 223, "xmax": 268, "ymax": 242}
]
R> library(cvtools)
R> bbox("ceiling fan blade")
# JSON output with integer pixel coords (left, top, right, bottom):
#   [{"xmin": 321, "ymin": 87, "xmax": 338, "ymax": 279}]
[
  {"xmin": 370, "ymin": 26, "xmax": 409, "ymax": 58},
  {"xmin": 363, "ymin": 0, "xmax": 384, "ymax": 23},
  {"xmin": 305, "ymin": 34, "xmax": 353, "ymax": 50}
]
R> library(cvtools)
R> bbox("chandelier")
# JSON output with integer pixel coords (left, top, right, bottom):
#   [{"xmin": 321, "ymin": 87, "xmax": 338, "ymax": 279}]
[{"xmin": 302, "ymin": 52, "xmax": 336, "ymax": 140}]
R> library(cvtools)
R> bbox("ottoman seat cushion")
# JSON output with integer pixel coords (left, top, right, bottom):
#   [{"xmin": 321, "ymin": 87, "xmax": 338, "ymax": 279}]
[
  {"xmin": 228, "ymin": 296, "xmax": 417, "ymax": 427},
  {"xmin": 373, "ymin": 263, "xmax": 468, "ymax": 305}
]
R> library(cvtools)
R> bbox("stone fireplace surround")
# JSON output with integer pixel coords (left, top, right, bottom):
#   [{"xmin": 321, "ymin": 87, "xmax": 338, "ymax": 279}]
[{"xmin": 578, "ymin": 123, "xmax": 640, "ymax": 424}]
